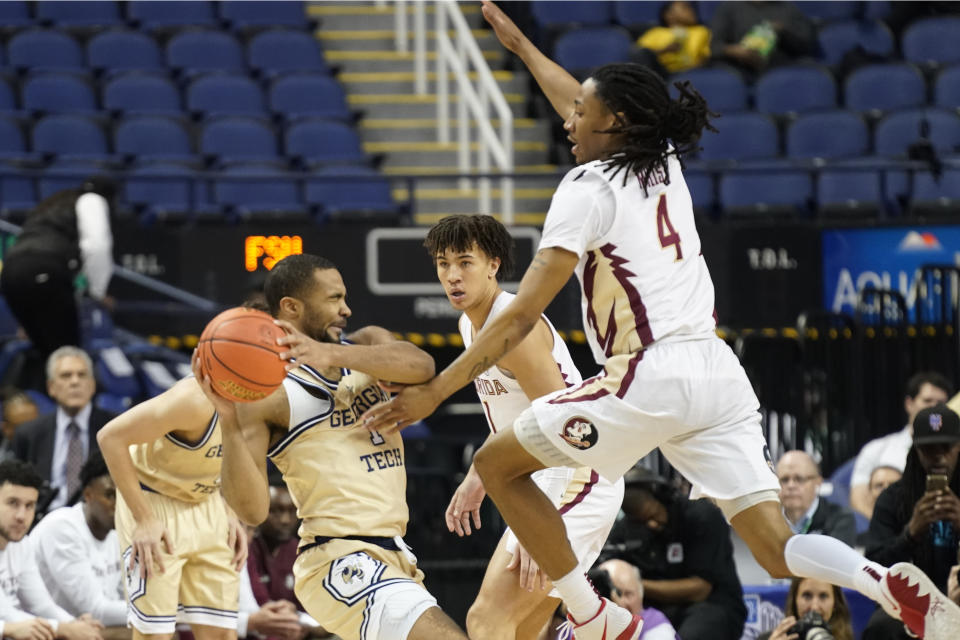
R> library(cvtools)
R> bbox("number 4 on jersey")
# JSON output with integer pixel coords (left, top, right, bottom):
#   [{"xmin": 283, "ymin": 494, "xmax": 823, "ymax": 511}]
[{"xmin": 656, "ymin": 194, "xmax": 683, "ymax": 261}]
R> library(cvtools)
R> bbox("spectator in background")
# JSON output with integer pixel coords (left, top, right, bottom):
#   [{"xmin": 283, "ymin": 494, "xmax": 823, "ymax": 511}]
[
  {"xmin": 0, "ymin": 390, "xmax": 39, "ymax": 462},
  {"xmin": 31, "ymin": 453, "xmax": 127, "ymax": 637},
  {"xmin": 13, "ymin": 347, "xmax": 114, "ymax": 512},
  {"xmin": 0, "ymin": 459, "xmax": 104, "ymax": 640},
  {"xmin": 0, "ymin": 183, "xmax": 115, "ymax": 362},
  {"xmin": 867, "ymin": 466, "xmax": 903, "ymax": 516},
  {"xmin": 599, "ymin": 559, "xmax": 680, "ymax": 640},
  {"xmin": 758, "ymin": 577, "xmax": 854, "ymax": 640},
  {"xmin": 851, "ymin": 372, "xmax": 951, "ymax": 520},
  {"xmin": 637, "ymin": 1, "xmax": 711, "ymax": 75},
  {"xmin": 777, "ymin": 451, "xmax": 857, "ymax": 545},
  {"xmin": 863, "ymin": 404, "xmax": 960, "ymax": 639},
  {"xmin": 603, "ymin": 467, "xmax": 746, "ymax": 640},
  {"xmin": 709, "ymin": 1, "xmax": 816, "ymax": 74}
]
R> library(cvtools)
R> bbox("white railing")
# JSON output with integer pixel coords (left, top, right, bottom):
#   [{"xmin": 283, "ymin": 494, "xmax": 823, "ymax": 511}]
[{"xmin": 401, "ymin": 0, "xmax": 514, "ymax": 223}]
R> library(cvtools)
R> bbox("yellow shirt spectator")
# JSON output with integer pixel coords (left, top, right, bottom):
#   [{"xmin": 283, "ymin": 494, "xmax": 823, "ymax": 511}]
[{"xmin": 639, "ymin": 25, "xmax": 711, "ymax": 73}]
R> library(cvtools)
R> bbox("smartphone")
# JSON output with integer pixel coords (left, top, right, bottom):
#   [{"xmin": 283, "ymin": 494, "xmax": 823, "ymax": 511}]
[{"xmin": 926, "ymin": 474, "xmax": 949, "ymax": 493}]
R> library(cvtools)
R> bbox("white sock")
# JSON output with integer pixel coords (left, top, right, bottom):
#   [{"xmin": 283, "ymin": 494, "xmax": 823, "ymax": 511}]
[
  {"xmin": 784, "ymin": 534, "xmax": 886, "ymax": 602},
  {"xmin": 553, "ymin": 569, "xmax": 602, "ymax": 623}
]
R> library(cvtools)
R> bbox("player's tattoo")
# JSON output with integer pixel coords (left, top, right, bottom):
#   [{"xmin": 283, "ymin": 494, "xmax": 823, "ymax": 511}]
[
  {"xmin": 468, "ymin": 339, "xmax": 512, "ymax": 379},
  {"xmin": 529, "ymin": 253, "xmax": 550, "ymax": 272}
]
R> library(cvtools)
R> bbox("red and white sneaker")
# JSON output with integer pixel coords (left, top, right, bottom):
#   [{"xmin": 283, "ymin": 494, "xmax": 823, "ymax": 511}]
[
  {"xmin": 879, "ymin": 563, "xmax": 960, "ymax": 640},
  {"xmin": 561, "ymin": 598, "xmax": 643, "ymax": 640}
]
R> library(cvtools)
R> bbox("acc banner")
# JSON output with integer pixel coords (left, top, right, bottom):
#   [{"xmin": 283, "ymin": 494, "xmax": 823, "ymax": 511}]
[{"xmin": 822, "ymin": 226, "xmax": 960, "ymax": 316}]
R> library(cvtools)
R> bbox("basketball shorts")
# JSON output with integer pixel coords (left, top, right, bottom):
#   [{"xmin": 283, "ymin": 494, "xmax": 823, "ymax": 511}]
[
  {"xmin": 116, "ymin": 491, "xmax": 239, "ymax": 634},
  {"xmin": 519, "ymin": 336, "xmax": 781, "ymax": 507},
  {"xmin": 294, "ymin": 537, "xmax": 438, "ymax": 640}
]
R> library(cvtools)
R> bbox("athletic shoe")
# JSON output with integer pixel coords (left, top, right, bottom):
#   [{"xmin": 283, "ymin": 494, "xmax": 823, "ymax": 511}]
[
  {"xmin": 561, "ymin": 598, "xmax": 643, "ymax": 640},
  {"xmin": 879, "ymin": 562, "xmax": 960, "ymax": 640}
]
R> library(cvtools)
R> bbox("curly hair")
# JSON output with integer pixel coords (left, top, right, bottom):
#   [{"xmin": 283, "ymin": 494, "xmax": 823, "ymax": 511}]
[{"xmin": 423, "ymin": 214, "xmax": 515, "ymax": 281}]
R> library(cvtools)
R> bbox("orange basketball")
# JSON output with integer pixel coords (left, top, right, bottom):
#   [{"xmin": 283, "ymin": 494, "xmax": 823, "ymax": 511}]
[{"xmin": 197, "ymin": 307, "xmax": 288, "ymax": 402}]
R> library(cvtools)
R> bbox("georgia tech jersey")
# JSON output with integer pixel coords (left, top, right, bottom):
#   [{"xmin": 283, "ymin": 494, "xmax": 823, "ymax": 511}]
[
  {"xmin": 269, "ymin": 364, "xmax": 407, "ymax": 540},
  {"xmin": 129, "ymin": 413, "xmax": 223, "ymax": 502}
]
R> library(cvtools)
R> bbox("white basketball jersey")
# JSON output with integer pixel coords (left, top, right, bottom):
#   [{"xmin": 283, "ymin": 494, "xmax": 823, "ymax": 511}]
[
  {"xmin": 540, "ymin": 155, "xmax": 717, "ymax": 365},
  {"xmin": 460, "ymin": 291, "xmax": 582, "ymax": 434}
]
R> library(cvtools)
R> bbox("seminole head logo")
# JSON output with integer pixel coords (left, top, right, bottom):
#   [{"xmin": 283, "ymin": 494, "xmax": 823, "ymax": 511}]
[{"xmin": 559, "ymin": 417, "xmax": 598, "ymax": 450}]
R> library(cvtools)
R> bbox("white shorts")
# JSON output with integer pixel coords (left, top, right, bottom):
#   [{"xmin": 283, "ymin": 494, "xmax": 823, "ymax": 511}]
[{"xmin": 520, "ymin": 336, "xmax": 780, "ymax": 502}]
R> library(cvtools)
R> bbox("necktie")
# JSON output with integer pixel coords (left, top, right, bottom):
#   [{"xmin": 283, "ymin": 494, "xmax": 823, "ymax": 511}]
[{"xmin": 65, "ymin": 421, "xmax": 84, "ymax": 502}]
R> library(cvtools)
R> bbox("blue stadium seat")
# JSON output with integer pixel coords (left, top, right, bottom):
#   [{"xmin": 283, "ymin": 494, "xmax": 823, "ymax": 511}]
[
  {"xmin": 220, "ymin": 1, "xmax": 311, "ymax": 31},
  {"xmin": 200, "ymin": 116, "xmax": 278, "ymax": 162},
  {"xmin": 0, "ymin": 166, "xmax": 36, "ymax": 214},
  {"xmin": 911, "ymin": 169, "xmax": 960, "ymax": 214},
  {"xmin": 672, "ymin": 66, "xmax": 748, "ymax": 113},
  {"xmin": 32, "ymin": 115, "xmax": 109, "ymax": 159},
  {"xmin": 103, "ymin": 73, "xmax": 181, "ymax": 115},
  {"xmin": 817, "ymin": 169, "xmax": 884, "ymax": 215},
  {"xmin": 0, "ymin": 2, "xmax": 33, "ymax": 29},
  {"xmin": 306, "ymin": 166, "xmax": 398, "ymax": 219},
  {"xmin": 167, "ymin": 30, "xmax": 245, "ymax": 76},
  {"xmin": 786, "ymin": 111, "xmax": 868, "ymax": 159},
  {"xmin": 683, "ymin": 169, "xmax": 715, "ymax": 214},
  {"xmin": 902, "ymin": 17, "xmax": 960, "ymax": 67},
  {"xmin": 38, "ymin": 160, "xmax": 107, "ymax": 199},
  {"xmin": 863, "ymin": 1, "xmax": 891, "ymax": 20},
  {"xmin": 531, "ymin": 1, "xmax": 613, "ymax": 27},
  {"xmin": 269, "ymin": 73, "xmax": 351, "ymax": 121},
  {"xmin": 697, "ymin": 112, "xmax": 779, "ymax": 161},
  {"xmin": 7, "ymin": 29, "xmax": 83, "ymax": 71},
  {"xmin": 0, "ymin": 78, "xmax": 17, "ymax": 113},
  {"xmin": 128, "ymin": 1, "xmax": 217, "ymax": 31},
  {"xmin": 36, "ymin": 1, "xmax": 122, "ymax": 28},
  {"xmin": 247, "ymin": 29, "xmax": 330, "ymax": 76},
  {"xmin": 0, "ymin": 116, "xmax": 28, "ymax": 160},
  {"xmin": 284, "ymin": 119, "xmax": 365, "ymax": 165},
  {"xmin": 794, "ymin": 1, "xmax": 858, "ymax": 22},
  {"xmin": 844, "ymin": 63, "xmax": 925, "ymax": 113},
  {"xmin": 215, "ymin": 163, "xmax": 307, "ymax": 219},
  {"xmin": 818, "ymin": 20, "xmax": 895, "ymax": 66},
  {"xmin": 115, "ymin": 116, "xmax": 193, "ymax": 161},
  {"xmin": 553, "ymin": 27, "xmax": 633, "ymax": 75},
  {"xmin": 186, "ymin": 74, "xmax": 267, "ymax": 118},
  {"xmin": 612, "ymin": 2, "xmax": 662, "ymax": 30},
  {"xmin": 934, "ymin": 66, "xmax": 960, "ymax": 110},
  {"xmin": 125, "ymin": 162, "xmax": 202, "ymax": 223},
  {"xmin": 874, "ymin": 109, "xmax": 960, "ymax": 157},
  {"xmin": 22, "ymin": 73, "xmax": 97, "ymax": 114},
  {"xmin": 720, "ymin": 172, "xmax": 812, "ymax": 216},
  {"xmin": 755, "ymin": 66, "xmax": 836, "ymax": 115},
  {"xmin": 87, "ymin": 30, "xmax": 164, "ymax": 73},
  {"xmin": 696, "ymin": 1, "xmax": 720, "ymax": 24},
  {"xmin": 94, "ymin": 346, "xmax": 142, "ymax": 400}
]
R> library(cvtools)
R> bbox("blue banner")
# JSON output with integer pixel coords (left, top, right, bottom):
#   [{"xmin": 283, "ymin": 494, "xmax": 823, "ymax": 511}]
[{"xmin": 822, "ymin": 226, "xmax": 960, "ymax": 317}]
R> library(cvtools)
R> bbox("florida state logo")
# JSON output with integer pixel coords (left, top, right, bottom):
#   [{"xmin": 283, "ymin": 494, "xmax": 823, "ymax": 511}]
[{"xmin": 559, "ymin": 417, "xmax": 598, "ymax": 450}]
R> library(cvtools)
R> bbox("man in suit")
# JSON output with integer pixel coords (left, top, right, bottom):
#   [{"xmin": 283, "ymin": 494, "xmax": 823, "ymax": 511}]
[
  {"xmin": 777, "ymin": 450, "xmax": 857, "ymax": 545},
  {"xmin": 13, "ymin": 346, "xmax": 114, "ymax": 510}
]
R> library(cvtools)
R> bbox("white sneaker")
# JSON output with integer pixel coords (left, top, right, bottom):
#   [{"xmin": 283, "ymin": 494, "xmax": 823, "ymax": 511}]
[
  {"xmin": 879, "ymin": 563, "xmax": 960, "ymax": 640},
  {"xmin": 565, "ymin": 598, "xmax": 643, "ymax": 640}
]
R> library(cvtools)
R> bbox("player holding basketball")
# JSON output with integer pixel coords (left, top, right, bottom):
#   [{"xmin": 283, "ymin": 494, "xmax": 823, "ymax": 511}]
[
  {"xmin": 97, "ymin": 379, "xmax": 248, "ymax": 640},
  {"xmin": 424, "ymin": 214, "xmax": 623, "ymax": 639},
  {"xmin": 193, "ymin": 254, "xmax": 469, "ymax": 640},
  {"xmin": 361, "ymin": 3, "xmax": 960, "ymax": 640}
]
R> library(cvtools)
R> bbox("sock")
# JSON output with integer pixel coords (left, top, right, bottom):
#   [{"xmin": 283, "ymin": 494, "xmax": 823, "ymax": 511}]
[
  {"xmin": 553, "ymin": 569, "xmax": 603, "ymax": 623},
  {"xmin": 784, "ymin": 534, "xmax": 886, "ymax": 602}
]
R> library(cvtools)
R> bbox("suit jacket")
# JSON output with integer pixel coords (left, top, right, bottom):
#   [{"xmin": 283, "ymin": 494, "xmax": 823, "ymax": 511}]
[
  {"xmin": 12, "ymin": 406, "xmax": 114, "ymax": 483},
  {"xmin": 808, "ymin": 498, "xmax": 857, "ymax": 546}
]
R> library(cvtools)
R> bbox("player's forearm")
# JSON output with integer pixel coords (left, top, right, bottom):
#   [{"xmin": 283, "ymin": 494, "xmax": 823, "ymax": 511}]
[
  {"xmin": 219, "ymin": 416, "xmax": 269, "ymax": 524},
  {"xmin": 642, "ymin": 577, "xmax": 712, "ymax": 603},
  {"xmin": 330, "ymin": 343, "xmax": 435, "ymax": 384},
  {"xmin": 96, "ymin": 429, "xmax": 153, "ymax": 524},
  {"xmin": 514, "ymin": 40, "xmax": 580, "ymax": 121}
]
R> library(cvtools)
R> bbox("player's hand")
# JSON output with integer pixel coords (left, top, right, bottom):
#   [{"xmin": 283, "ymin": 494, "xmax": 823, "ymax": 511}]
[
  {"xmin": 361, "ymin": 382, "xmax": 442, "ymax": 435},
  {"xmin": 56, "ymin": 620, "xmax": 103, "ymax": 640},
  {"xmin": 227, "ymin": 515, "xmax": 249, "ymax": 571},
  {"xmin": 931, "ymin": 489, "xmax": 960, "ymax": 530},
  {"xmin": 3, "ymin": 619, "xmax": 56, "ymax": 640},
  {"xmin": 507, "ymin": 543, "xmax": 548, "ymax": 593},
  {"xmin": 948, "ymin": 565, "xmax": 960, "ymax": 605},
  {"xmin": 767, "ymin": 616, "xmax": 799, "ymax": 640},
  {"xmin": 445, "ymin": 467, "xmax": 485, "ymax": 536},
  {"xmin": 248, "ymin": 601, "xmax": 303, "ymax": 640},
  {"xmin": 908, "ymin": 491, "xmax": 944, "ymax": 540},
  {"xmin": 191, "ymin": 349, "xmax": 237, "ymax": 419},
  {"xmin": 131, "ymin": 517, "xmax": 173, "ymax": 579},
  {"xmin": 481, "ymin": 1, "xmax": 530, "ymax": 56},
  {"xmin": 75, "ymin": 616, "xmax": 102, "ymax": 631},
  {"xmin": 274, "ymin": 320, "xmax": 335, "ymax": 371}
]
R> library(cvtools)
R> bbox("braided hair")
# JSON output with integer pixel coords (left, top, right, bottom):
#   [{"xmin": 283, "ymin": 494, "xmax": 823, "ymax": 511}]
[{"xmin": 589, "ymin": 63, "xmax": 716, "ymax": 192}]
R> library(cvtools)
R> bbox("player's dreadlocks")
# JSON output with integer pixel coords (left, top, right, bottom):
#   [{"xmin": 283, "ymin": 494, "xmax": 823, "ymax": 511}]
[
  {"xmin": 590, "ymin": 63, "xmax": 717, "ymax": 192},
  {"xmin": 423, "ymin": 214, "xmax": 515, "ymax": 281}
]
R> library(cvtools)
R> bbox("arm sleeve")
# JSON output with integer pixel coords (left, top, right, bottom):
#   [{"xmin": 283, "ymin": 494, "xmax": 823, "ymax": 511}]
[
  {"xmin": 865, "ymin": 486, "xmax": 916, "ymax": 566},
  {"xmin": 75, "ymin": 192, "xmax": 113, "ymax": 300},
  {"xmin": 16, "ymin": 543, "xmax": 73, "ymax": 623},
  {"xmin": 538, "ymin": 170, "xmax": 615, "ymax": 258},
  {"xmin": 34, "ymin": 525, "xmax": 127, "ymax": 626}
]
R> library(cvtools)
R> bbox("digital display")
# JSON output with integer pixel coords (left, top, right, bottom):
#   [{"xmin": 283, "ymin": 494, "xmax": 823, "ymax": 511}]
[{"xmin": 244, "ymin": 235, "xmax": 303, "ymax": 272}]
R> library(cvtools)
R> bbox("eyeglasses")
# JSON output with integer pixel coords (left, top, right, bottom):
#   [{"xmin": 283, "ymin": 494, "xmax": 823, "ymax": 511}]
[{"xmin": 778, "ymin": 474, "xmax": 818, "ymax": 487}]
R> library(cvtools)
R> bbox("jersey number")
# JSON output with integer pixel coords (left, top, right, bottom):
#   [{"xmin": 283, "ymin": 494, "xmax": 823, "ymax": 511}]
[
  {"xmin": 369, "ymin": 430, "xmax": 385, "ymax": 445},
  {"xmin": 656, "ymin": 195, "xmax": 683, "ymax": 261}
]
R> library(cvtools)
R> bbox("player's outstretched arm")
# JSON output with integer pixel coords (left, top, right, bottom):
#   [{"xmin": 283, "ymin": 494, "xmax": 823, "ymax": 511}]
[
  {"xmin": 481, "ymin": 0, "xmax": 581, "ymax": 120},
  {"xmin": 362, "ymin": 247, "xmax": 578, "ymax": 433}
]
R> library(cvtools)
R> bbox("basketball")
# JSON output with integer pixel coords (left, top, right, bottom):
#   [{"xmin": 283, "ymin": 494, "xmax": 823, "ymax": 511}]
[{"xmin": 197, "ymin": 307, "xmax": 288, "ymax": 402}]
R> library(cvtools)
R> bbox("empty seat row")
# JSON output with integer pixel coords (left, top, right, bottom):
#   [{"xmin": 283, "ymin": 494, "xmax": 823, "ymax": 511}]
[
  {"xmin": 0, "ymin": 71, "xmax": 350, "ymax": 121},
  {"xmin": 2, "ymin": 27, "xmax": 329, "ymax": 76}
]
